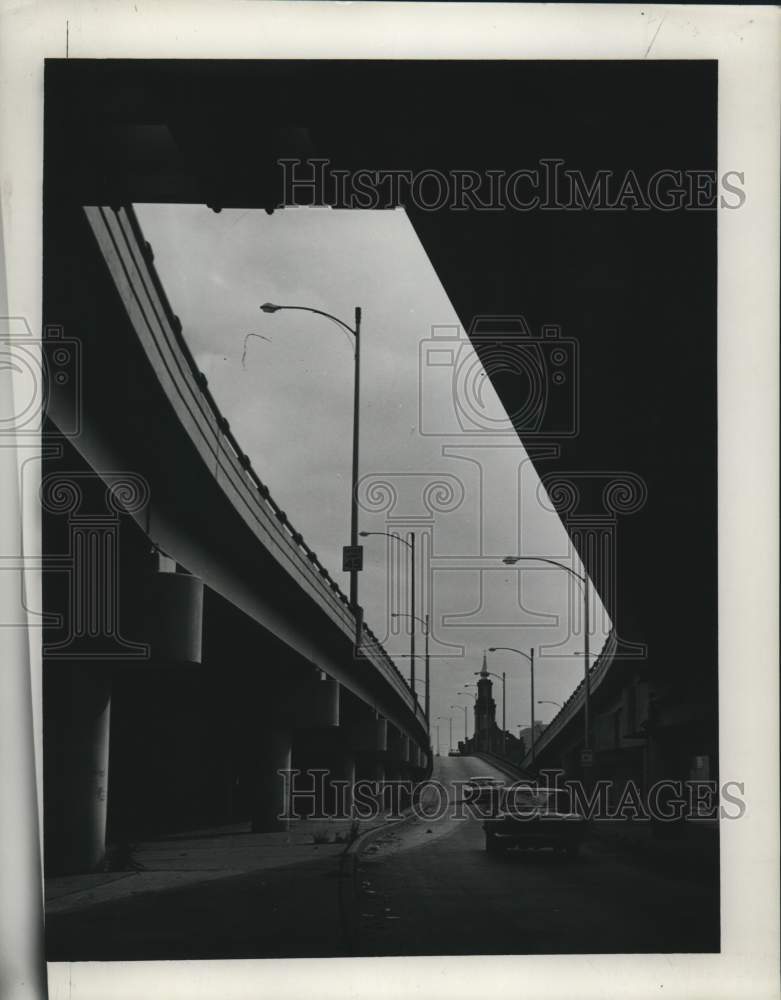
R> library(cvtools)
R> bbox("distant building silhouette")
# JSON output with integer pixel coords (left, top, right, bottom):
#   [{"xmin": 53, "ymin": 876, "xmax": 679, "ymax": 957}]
[{"xmin": 462, "ymin": 653, "xmax": 503, "ymax": 755}]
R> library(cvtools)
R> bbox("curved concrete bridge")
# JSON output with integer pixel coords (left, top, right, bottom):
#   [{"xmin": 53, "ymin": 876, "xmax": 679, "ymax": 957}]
[{"xmin": 42, "ymin": 203, "xmax": 429, "ymax": 874}]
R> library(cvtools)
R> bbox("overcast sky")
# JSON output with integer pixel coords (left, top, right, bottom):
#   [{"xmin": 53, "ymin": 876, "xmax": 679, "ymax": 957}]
[{"xmin": 135, "ymin": 203, "xmax": 610, "ymax": 745}]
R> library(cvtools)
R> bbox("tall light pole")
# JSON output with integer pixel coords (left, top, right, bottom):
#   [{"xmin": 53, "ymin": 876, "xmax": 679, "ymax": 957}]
[
  {"xmin": 450, "ymin": 705, "xmax": 465, "ymax": 749},
  {"xmin": 455, "ymin": 693, "xmax": 471, "ymax": 742},
  {"xmin": 257, "ymin": 302, "xmax": 363, "ymax": 648},
  {"xmin": 516, "ymin": 722, "xmax": 532, "ymax": 758},
  {"xmin": 489, "ymin": 646, "xmax": 536, "ymax": 764},
  {"xmin": 476, "ymin": 667, "xmax": 506, "ymax": 755},
  {"xmin": 393, "ymin": 611, "xmax": 429, "ymax": 723},
  {"xmin": 362, "ymin": 530, "xmax": 416, "ymax": 701},
  {"xmin": 436, "ymin": 715, "xmax": 453, "ymax": 753},
  {"xmin": 502, "ymin": 554, "xmax": 591, "ymax": 758}
]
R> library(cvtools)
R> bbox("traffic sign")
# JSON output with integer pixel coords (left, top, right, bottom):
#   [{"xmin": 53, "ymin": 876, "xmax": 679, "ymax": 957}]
[{"xmin": 342, "ymin": 545, "xmax": 364, "ymax": 572}]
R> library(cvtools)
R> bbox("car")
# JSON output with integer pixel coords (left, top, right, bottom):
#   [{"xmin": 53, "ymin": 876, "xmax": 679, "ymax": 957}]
[
  {"xmin": 482, "ymin": 786, "xmax": 587, "ymax": 857},
  {"xmin": 464, "ymin": 776, "xmax": 507, "ymax": 809}
]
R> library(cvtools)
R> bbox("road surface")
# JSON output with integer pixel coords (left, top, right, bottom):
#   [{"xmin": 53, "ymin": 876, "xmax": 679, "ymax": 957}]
[{"xmin": 348, "ymin": 754, "xmax": 719, "ymax": 955}]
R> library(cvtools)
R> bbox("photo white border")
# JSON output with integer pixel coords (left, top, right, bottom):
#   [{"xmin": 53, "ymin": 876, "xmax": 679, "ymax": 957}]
[{"xmin": 0, "ymin": 3, "xmax": 778, "ymax": 998}]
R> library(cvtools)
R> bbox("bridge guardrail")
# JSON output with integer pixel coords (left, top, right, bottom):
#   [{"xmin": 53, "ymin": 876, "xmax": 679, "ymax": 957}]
[{"xmin": 520, "ymin": 630, "xmax": 616, "ymax": 768}]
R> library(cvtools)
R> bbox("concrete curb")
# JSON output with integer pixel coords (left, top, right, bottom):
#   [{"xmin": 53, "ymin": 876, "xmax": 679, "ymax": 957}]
[{"xmin": 337, "ymin": 807, "xmax": 419, "ymax": 954}]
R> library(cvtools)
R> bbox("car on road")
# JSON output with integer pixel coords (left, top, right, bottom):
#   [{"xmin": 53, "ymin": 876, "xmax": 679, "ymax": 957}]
[
  {"xmin": 482, "ymin": 786, "xmax": 587, "ymax": 857},
  {"xmin": 464, "ymin": 776, "xmax": 506, "ymax": 809}
]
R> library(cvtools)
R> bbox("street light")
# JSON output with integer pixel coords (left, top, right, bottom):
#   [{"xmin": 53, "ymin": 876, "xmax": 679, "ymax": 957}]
[
  {"xmin": 501, "ymin": 554, "xmax": 592, "ymax": 757},
  {"xmin": 436, "ymin": 715, "xmax": 453, "ymax": 753},
  {"xmin": 538, "ymin": 699, "xmax": 562, "ymax": 709},
  {"xmin": 455, "ymin": 693, "xmax": 472, "ymax": 741},
  {"xmin": 392, "ymin": 608, "xmax": 430, "ymax": 724},
  {"xmin": 256, "ymin": 302, "xmax": 363, "ymax": 649},
  {"xmin": 362, "ymin": 530, "xmax": 417, "ymax": 701},
  {"xmin": 489, "ymin": 646, "xmax": 536, "ymax": 764},
  {"xmin": 450, "ymin": 705, "xmax": 466, "ymax": 747}
]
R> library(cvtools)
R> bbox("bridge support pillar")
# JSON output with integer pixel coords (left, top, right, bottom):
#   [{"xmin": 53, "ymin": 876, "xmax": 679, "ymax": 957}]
[
  {"xmin": 51, "ymin": 664, "xmax": 112, "ymax": 873},
  {"xmin": 329, "ymin": 751, "xmax": 356, "ymax": 819},
  {"xmin": 351, "ymin": 716, "xmax": 387, "ymax": 783},
  {"xmin": 357, "ymin": 758, "xmax": 386, "ymax": 784},
  {"xmin": 250, "ymin": 727, "xmax": 293, "ymax": 832}
]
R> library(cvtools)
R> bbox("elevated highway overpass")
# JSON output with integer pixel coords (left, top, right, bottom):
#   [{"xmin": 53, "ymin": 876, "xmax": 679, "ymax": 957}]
[
  {"xmin": 42, "ymin": 58, "xmax": 719, "ymax": 867},
  {"xmin": 42, "ymin": 200, "xmax": 428, "ymax": 873}
]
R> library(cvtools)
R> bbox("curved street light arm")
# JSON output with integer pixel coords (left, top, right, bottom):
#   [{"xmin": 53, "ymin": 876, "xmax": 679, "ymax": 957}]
[
  {"xmin": 502, "ymin": 555, "xmax": 587, "ymax": 586},
  {"xmin": 361, "ymin": 530, "xmax": 413, "ymax": 550},
  {"xmin": 488, "ymin": 645, "xmax": 533, "ymax": 665},
  {"xmin": 261, "ymin": 302, "xmax": 356, "ymax": 338},
  {"xmin": 392, "ymin": 611, "xmax": 429, "ymax": 630}
]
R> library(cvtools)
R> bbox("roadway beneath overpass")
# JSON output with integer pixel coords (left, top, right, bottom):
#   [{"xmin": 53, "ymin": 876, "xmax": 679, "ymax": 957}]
[
  {"xmin": 44, "ymin": 755, "xmax": 718, "ymax": 960},
  {"xmin": 41, "ymin": 57, "xmax": 718, "ymax": 891}
]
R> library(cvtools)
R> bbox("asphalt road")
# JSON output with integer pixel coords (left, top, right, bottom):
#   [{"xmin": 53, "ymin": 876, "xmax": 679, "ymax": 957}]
[{"xmin": 349, "ymin": 754, "xmax": 720, "ymax": 956}]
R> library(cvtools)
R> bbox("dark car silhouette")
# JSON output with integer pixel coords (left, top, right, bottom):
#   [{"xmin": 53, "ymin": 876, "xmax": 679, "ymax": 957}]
[{"xmin": 482, "ymin": 786, "xmax": 587, "ymax": 857}]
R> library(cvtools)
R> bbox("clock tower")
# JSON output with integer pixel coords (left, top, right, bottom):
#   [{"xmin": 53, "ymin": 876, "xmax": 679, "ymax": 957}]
[{"xmin": 474, "ymin": 652, "xmax": 498, "ymax": 751}]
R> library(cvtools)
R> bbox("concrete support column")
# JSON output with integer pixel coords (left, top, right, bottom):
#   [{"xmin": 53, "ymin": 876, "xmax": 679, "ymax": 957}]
[
  {"xmin": 368, "ymin": 759, "xmax": 386, "ymax": 784},
  {"xmin": 398, "ymin": 765, "xmax": 413, "ymax": 810},
  {"xmin": 60, "ymin": 664, "xmax": 112, "ymax": 873},
  {"xmin": 351, "ymin": 716, "xmax": 387, "ymax": 806},
  {"xmin": 289, "ymin": 676, "xmax": 341, "ymax": 819},
  {"xmin": 251, "ymin": 728, "xmax": 293, "ymax": 832},
  {"xmin": 354, "ymin": 757, "xmax": 386, "ymax": 816},
  {"xmin": 329, "ymin": 751, "xmax": 356, "ymax": 819},
  {"xmin": 382, "ymin": 763, "xmax": 401, "ymax": 813},
  {"xmin": 290, "ymin": 676, "xmax": 340, "ymax": 728}
]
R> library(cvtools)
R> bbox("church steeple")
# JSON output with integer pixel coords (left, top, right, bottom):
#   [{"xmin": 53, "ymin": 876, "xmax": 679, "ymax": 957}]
[{"xmin": 474, "ymin": 650, "xmax": 497, "ymax": 750}]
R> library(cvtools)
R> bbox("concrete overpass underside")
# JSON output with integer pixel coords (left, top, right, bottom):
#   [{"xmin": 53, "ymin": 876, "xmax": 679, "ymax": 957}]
[
  {"xmin": 43, "ymin": 59, "xmax": 718, "ymax": 868},
  {"xmin": 42, "ymin": 201, "xmax": 428, "ymax": 875}
]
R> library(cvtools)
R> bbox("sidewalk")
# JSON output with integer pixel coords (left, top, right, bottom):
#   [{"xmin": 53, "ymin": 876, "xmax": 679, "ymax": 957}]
[
  {"xmin": 46, "ymin": 816, "xmax": 368, "ymax": 917},
  {"xmin": 45, "ymin": 816, "xmax": 407, "ymax": 960}
]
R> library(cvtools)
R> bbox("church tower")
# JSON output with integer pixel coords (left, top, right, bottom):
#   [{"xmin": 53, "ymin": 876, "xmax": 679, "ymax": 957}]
[{"xmin": 474, "ymin": 651, "xmax": 497, "ymax": 751}]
